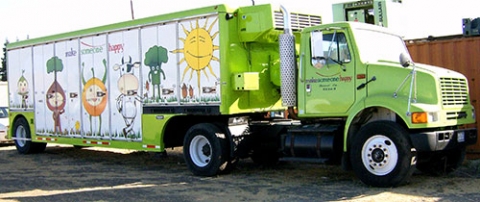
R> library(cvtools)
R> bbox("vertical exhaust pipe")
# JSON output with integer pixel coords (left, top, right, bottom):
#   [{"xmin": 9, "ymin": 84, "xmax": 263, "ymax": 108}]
[
  {"xmin": 279, "ymin": 5, "xmax": 298, "ymax": 118},
  {"xmin": 279, "ymin": 5, "xmax": 296, "ymax": 107}
]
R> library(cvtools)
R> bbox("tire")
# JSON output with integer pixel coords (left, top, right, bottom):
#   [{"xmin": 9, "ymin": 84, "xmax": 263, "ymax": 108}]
[
  {"xmin": 13, "ymin": 118, "xmax": 47, "ymax": 154},
  {"xmin": 416, "ymin": 147, "xmax": 466, "ymax": 176},
  {"xmin": 350, "ymin": 121, "xmax": 416, "ymax": 187},
  {"xmin": 212, "ymin": 122, "xmax": 237, "ymax": 174},
  {"xmin": 183, "ymin": 123, "xmax": 229, "ymax": 176}
]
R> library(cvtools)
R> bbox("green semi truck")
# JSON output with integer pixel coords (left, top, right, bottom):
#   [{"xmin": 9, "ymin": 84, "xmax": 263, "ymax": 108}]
[{"xmin": 7, "ymin": 4, "xmax": 477, "ymax": 187}]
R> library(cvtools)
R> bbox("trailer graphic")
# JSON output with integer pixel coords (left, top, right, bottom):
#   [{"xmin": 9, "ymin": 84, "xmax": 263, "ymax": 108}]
[
  {"xmin": 17, "ymin": 70, "xmax": 30, "ymax": 109},
  {"xmin": 6, "ymin": 4, "xmax": 477, "ymax": 187},
  {"xmin": 45, "ymin": 56, "xmax": 66, "ymax": 134},
  {"xmin": 113, "ymin": 56, "xmax": 142, "ymax": 138},
  {"xmin": 144, "ymin": 46, "xmax": 168, "ymax": 102},
  {"xmin": 171, "ymin": 17, "xmax": 220, "ymax": 97},
  {"xmin": 81, "ymin": 59, "xmax": 108, "ymax": 136}
]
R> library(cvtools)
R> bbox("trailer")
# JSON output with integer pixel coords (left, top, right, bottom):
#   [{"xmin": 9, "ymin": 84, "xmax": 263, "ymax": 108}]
[{"xmin": 7, "ymin": 3, "xmax": 477, "ymax": 187}]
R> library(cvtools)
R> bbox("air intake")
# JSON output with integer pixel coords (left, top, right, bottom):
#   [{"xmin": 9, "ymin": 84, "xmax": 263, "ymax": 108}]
[
  {"xmin": 274, "ymin": 11, "xmax": 322, "ymax": 31},
  {"xmin": 440, "ymin": 77, "xmax": 468, "ymax": 106}
]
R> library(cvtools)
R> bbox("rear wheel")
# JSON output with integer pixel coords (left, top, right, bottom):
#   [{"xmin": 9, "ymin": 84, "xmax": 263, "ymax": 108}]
[
  {"xmin": 183, "ymin": 123, "xmax": 229, "ymax": 176},
  {"xmin": 13, "ymin": 118, "xmax": 47, "ymax": 154},
  {"xmin": 212, "ymin": 122, "xmax": 237, "ymax": 174},
  {"xmin": 350, "ymin": 121, "xmax": 416, "ymax": 187}
]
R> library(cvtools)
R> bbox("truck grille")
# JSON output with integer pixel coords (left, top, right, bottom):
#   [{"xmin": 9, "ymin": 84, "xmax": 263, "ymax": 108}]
[
  {"xmin": 446, "ymin": 111, "xmax": 468, "ymax": 120},
  {"xmin": 274, "ymin": 11, "xmax": 322, "ymax": 31},
  {"xmin": 440, "ymin": 77, "xmax": 469, "ymax": 106}
]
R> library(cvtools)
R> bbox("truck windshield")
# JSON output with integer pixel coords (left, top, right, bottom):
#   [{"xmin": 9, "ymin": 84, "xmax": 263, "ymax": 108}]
[{"xmin": 353, "ymin": 28, "xmax": 411, "ymax": 64}]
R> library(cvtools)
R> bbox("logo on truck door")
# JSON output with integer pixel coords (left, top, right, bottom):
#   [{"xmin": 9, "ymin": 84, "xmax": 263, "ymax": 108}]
[{"xmin": 171, "ymin": 17, "xmax": 219, "ymax": 96}]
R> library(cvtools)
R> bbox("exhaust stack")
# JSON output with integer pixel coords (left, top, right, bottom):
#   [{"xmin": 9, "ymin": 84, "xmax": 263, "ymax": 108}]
[{"xmin": 279, "ymin": 5, "xmax": 297, "ymax": 108}]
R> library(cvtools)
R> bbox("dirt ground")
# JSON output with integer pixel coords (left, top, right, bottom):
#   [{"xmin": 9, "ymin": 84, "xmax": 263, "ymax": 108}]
[{"xmin": 0, "ymin": 144, "xmax": 479, "ymax": 202}]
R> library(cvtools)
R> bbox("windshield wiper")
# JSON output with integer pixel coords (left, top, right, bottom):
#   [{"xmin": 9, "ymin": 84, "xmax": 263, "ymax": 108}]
[
  {"xmin": 329, "ymin": 57, "xmax": 343, "ymax": 66},
  {"xmin": 326, "ymin": 31, "xmax": 344, "ymax": 66}
]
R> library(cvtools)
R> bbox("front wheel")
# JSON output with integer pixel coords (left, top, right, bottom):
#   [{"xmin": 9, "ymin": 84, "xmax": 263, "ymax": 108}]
[
  {"xmin": 183, "ymin": 123, "xmax": 229, "ymax": 176},
  {"xmin": 350, "ymin": 121, "xmax": 416, "ymax": 187},
  {"xmin": 13, "ymin": 118, "xmax": 47, "ymax": 154}
]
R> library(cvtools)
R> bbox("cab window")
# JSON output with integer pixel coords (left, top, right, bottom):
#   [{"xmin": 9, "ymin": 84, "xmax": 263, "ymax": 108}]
[
  {"xmin": 311, "ymin": 32, "xmax": 351, "ymax": 67},
  {"xmin": 323, "ymin": 33, "xmax": 351, "ymax": 64}
]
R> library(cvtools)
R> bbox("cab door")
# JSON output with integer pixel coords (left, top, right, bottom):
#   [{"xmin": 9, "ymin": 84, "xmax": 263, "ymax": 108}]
[{"xmin": 302, "ymin": 30, "xmax": 355, "ymax": 115}]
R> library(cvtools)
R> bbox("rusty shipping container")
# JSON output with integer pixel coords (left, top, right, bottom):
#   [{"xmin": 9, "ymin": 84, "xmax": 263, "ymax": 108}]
[{"xmin": 407, "ymin": 35, "xmax": 480, "ymax": 157}]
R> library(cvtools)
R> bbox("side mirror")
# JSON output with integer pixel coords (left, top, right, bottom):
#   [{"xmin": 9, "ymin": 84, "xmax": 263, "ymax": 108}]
[
  {"xmin": 399, "ymin": 52, "xmax": 411, "ymax": 68},
  {"xmin": 311, "ymin": 31, "xmax": 326, "ymax": 68},
  {"xmin": 311, "ymin": 31, "xmax": 324, "ymax": 60}
]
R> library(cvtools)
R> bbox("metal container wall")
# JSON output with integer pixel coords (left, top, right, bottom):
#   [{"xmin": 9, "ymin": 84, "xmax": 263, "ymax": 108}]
[{"xmin": 407, "ymin": 36, "xmax": 480, "ymax": 156}]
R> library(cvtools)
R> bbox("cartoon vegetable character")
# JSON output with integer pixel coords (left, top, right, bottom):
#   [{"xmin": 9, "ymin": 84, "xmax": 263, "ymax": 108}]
[
  {"xmin": 144, "ymin": 45, "xmax": 168, "ymax": 100},
  {"xmin": 46, "ymin": 56, "xmax": 66, "ymax": 134},
  {"xmin": 17, "ymin": 70, "xmax": 29, "ymax": 109},
  {"xmin": 81, "ymin": 59, "xmax": 108, "ymax": 135}
]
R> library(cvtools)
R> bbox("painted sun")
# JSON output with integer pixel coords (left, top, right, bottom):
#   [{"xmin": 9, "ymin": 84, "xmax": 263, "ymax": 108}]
[{"xmin": 172, "ymin": 17, "xmax": 219, "ymax": 94}]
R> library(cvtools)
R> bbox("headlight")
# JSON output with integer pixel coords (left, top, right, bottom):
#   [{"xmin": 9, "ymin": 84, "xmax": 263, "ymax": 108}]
[
  {"xmin": 412, "ymin": 112, "xmax": 427, "ymax": 124},
  {"xmin": 411, "ymin": 112, "xmax": 438, "ymax": 124}
]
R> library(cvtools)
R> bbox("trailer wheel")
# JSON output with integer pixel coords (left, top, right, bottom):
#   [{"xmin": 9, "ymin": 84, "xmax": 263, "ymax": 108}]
[
  {"xmin": 183, "ymin": 123, "xmax": 229, "ymax": 176},
  {"xmin": 13, "ymin": 118, "xmax": 47, "ymax": 154},
  {"xmin": 416, "ymin": 147, "xmax": 466, "ymax": 176},
  {"xmin": 350, "ymin": 121, "xmax": 416, "ymax": 187}
]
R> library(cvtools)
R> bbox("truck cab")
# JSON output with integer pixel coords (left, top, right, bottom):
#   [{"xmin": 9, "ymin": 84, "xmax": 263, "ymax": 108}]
[
  {"xmin": 281, "ymin": 21, "xmax": 477, "ymax": 186},
  {"xmin": 300, "ymin": 22, "xmax": 476, "ymax": 127}
]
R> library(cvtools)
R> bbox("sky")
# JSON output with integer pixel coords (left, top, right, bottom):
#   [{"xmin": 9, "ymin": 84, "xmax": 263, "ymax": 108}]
[{"xmin": 0, "ymin": 0, "xmax": 479, "ymax": 55}]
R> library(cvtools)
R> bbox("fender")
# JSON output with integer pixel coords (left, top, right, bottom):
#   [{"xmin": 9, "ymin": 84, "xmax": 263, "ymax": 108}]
[
  {"xmin": 8, "ymin": 111, "xmax": 35, "ymax": 140},
  {"xmin": 343, "ymin": 94, "xmax": 425, "ymax": 151},
  {"xmin": 142, "ymin": 114, "xmax": 178, "ymax": 149}
]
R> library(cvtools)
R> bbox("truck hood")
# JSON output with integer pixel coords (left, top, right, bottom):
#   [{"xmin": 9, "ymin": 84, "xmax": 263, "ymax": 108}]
[
  {"xmin": 413, "ymin": 63, "xmax": 466, "ymax": 78},
  {"xmin": 372, "ymin": 60, "xmax": 466, "ymax": 79}
]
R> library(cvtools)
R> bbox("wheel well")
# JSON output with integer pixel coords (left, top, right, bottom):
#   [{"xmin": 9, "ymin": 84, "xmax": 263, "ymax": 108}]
[
  {"xmin": 344, "ymin": 107, "xmax": 409, "ymax": 168},
  {"xmin": 162, "ymin": 115, "xmax": 230, "ymax": 148},
  {"xmin": 10, "ymin": 114, "xmax": 28, "ymax": 136},
  {"xmin": 348, "ymin": 107, "xmax": 405, "ymax": 143}
]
